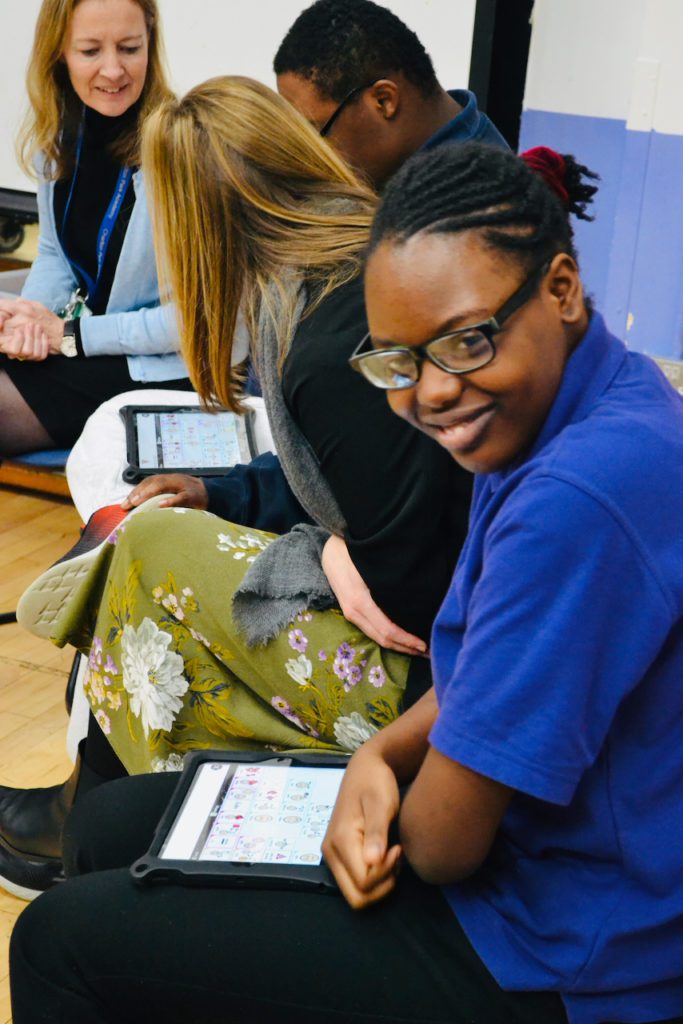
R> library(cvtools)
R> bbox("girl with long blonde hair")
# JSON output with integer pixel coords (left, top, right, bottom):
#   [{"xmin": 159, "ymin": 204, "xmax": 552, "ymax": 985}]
[
  {"xmin": 142, "ymin": 75, "xmax": 375, "ymax": 409},
  {"xmin": 1, "ymin": 76, "xmax": 472, "ymax": 902},
  {"xmin": 0, "ymin": 0, "xmax": 191, "ymax": 458}
]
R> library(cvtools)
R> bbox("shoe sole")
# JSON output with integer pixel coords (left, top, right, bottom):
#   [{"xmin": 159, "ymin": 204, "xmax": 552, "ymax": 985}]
[
  {"xmin": 0, "ymin": 871, "xmax": 50, "ymax": 902},
  {"xmin": 16, "ymin": 493, "xmax": 172, "ymax": 641},
  {"xmin": 0, "ymin": 835, "xmax": 64, "ymax": 901}
]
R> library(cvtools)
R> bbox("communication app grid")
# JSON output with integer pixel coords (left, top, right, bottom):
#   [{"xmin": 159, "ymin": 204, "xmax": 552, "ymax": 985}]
[
  {"xmin": 199, "ymin": 764, "xmax": 344, "ymax": 865},
  {"xmin": 137, "ymin": 411, "xmax": 242, "ymax": 470}
]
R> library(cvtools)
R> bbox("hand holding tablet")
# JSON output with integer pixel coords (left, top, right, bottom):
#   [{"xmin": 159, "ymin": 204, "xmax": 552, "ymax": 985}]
[{"xmin": 131, "ymin": 751, "xmax": 348, "ymax": 893}]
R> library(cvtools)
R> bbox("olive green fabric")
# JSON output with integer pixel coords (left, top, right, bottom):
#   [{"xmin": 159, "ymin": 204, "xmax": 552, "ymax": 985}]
[{"xmin": 53, "ymin": 508, "xmax": 410, "ymax": 774}]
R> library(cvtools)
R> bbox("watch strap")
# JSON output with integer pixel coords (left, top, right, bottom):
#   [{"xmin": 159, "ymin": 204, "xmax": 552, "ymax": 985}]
[{"xmin": 61, "ymin": 318, "xmax": 84, "ymax": 357}]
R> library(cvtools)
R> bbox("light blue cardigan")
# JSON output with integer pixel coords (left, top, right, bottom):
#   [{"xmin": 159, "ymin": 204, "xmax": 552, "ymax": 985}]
[{"xmin": 22, "ymin": 168, "xmax": 188, "ymax": 382}]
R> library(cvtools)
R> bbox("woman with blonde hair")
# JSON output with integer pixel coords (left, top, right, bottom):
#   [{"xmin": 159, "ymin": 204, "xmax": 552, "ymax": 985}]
[
  {"xmin": 0, "ymin": 0, "xmax": 191, "ymax": 456},
  {"xmin": 0, "ymin": 76, "xmax": 471, "ymax": 898}
]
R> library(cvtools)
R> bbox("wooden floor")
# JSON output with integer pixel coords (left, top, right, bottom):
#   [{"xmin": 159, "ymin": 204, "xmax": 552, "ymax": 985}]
[{"xmin": 0, "ymin": 487, "xmax": 81, "ymax": 1023}]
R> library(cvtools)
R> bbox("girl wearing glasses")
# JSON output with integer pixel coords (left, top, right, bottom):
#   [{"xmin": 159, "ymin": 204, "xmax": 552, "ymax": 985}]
[
  {"xmin": 1, "ymin": 77, "xmax": 470, "ymax": 899},
  {"xmin": 12, "ymin": 142, "xmax": 683, "ymax": 1023}
]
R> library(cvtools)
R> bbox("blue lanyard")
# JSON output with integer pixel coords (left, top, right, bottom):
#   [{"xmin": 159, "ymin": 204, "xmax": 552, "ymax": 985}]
[{"xmin": 61, "ymin": 120, "xmax": 133, "ymax": 305}]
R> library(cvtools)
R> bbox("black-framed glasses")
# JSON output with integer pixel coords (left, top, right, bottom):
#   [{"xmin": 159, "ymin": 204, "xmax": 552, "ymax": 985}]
[
  {"xmin": 349, "ymin": 259, "xmax": 551, "ymax": 390},
  {"xmin": 319, "ymin": 80, "xmax": 378, "ymax": 137}
]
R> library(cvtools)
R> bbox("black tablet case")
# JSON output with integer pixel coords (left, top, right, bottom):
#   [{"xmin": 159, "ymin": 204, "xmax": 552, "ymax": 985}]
[
  {"xmin": 120, "ymin": 405, "xmax": 256, "ymax": 483},
  {"xmin": 131, "ymin": 750, "xmax": 348, "ymax": 893}
]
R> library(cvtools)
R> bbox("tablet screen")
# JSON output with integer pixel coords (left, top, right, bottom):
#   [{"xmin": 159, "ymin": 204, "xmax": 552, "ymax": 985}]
[
  {"xmin": 160, "ymin": 761, "xmax": 345, "ymax": 866},
  {"xmin": 134, "ymin": 409, "xmax": 249, "ymax": 471}
]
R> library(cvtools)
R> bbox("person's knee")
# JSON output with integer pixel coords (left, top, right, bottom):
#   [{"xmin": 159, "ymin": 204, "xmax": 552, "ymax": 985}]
[
  {"xmin": 10, "ymin": 885, "xmax": 72, "ymax": 983},
  {"xmin": 63, "ymin": 773, "xmax": 179, "ymax": 876},
  {"xmin": 116, "ymin": 506, "xmax": 169, "ymax": 550},
  {"xmin": 117, "ymin": 506, "xmax": 206, "ymax": 560}
]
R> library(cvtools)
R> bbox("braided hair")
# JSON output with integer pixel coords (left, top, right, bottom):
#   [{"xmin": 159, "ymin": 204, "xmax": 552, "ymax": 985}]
[
  {"xmin": 368, "ymin": 142, "xmax": 599, "ymax": 274},
  {"xmin": 273, "ymin": 0, "xmax": 439, "ymax": 101}
]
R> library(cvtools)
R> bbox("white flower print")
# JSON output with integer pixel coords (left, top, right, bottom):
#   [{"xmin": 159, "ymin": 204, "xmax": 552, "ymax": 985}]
[
  {"xmin": 333, "ymin": 712, "xmax": 379, "ymax": 752},
  {"xmin": 121, "ymin": 618, "xmax": 189, "ymax": 738},
  {"xmin": 162, "ymin": 593, "xmax": 184, "ymax": 621},
  {"xmin": 285, "ymin": 654, "xmax": 313, "ymax": 686},
  {"xmin": 150, "ymin": 753, "xmax": 185, "ymax": 773},
  {"xmin": 217, "ymin": 531, "xmax": 271, "ymax": 562},
  {"xmin": 189, "ymin": 627, "xmax": 210, "ymax": 648}
]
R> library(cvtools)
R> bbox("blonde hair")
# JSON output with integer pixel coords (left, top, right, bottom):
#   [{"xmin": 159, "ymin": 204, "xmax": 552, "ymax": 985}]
[
  {"xmin": 141, "ymin": 75, "xmax": 377, "ymax": 410},
  {"xmin": 18, "ymin": 0, "xmax": 171, "ymax": 179}
]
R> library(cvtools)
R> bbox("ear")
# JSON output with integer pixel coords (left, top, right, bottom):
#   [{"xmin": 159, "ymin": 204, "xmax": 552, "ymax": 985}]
[
  {"xmin": 546, "ymin": 252, "xmax": 584, "ymax": 324},
  {"xmin": 365, "ymin": 78, "xmax": 400, "ymax": 121}
]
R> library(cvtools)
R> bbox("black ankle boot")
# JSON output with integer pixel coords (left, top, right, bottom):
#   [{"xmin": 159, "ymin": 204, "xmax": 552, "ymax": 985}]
[{"xmin": 0, "ymin": 742, "xmax": 105, "ymax": 900}]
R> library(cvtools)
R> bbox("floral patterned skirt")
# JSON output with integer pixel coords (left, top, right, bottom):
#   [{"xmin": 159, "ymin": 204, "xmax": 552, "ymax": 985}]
[{"xmin": 52, "ymin": 508, "xmax": 410, "ymax": 774}]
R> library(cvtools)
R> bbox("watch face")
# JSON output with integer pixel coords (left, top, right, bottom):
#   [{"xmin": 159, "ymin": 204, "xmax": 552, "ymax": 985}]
[{"xmin": 60, "ymin": 334, "xmax": 78, "ymax": 358}]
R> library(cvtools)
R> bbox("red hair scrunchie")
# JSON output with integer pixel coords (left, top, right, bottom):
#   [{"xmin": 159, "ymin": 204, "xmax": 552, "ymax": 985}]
[{"xmin": 521, "ymin": 146, "xmax": 569, "ymax": 208}]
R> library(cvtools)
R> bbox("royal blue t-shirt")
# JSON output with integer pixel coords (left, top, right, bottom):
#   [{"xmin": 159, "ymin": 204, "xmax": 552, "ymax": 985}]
[{"xmin": 430, "ymin": 314, "xmax": 683, "ymax": 1024}]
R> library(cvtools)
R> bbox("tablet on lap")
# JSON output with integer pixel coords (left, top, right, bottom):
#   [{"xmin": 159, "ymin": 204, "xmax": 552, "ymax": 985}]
[
  {"xmin": 131, "ymin": 750, "xmax": 348, "ymax": 893},
  {"xmin": 120, "ymin": 405, "xmax": 256, "ymax": 483}
]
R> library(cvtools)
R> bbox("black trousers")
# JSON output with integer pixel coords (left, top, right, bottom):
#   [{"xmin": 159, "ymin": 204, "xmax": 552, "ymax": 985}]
[{"xmin": 10, "ymin": 774, "xmax": 568, "ymax": 1024}]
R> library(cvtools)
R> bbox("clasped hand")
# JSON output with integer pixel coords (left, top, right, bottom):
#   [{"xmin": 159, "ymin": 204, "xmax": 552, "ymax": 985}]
[
  {"xmin": 322, "ymin": 745, "xmax": 402, "ymax": 909},
  {"xmin": 0, "ymin": 298, "xmax": 63, "ymax": 361}
]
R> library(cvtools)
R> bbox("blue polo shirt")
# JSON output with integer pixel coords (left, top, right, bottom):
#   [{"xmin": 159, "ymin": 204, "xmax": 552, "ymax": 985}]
[
  {"xmin": 430, "ymin": 314, "xmax": 683, "ymax": 1024},
  {"xmin": 422, "ymin": 89, "xmax": 509, "ymax": 151}
]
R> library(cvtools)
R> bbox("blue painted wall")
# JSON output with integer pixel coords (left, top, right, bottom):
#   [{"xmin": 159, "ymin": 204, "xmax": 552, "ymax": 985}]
[{"xmin": 520, "ymin": 109, "xmax": 683, "ymax": 358}]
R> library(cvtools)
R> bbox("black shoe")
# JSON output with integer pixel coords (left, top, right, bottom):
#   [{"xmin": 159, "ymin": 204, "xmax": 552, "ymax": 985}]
[
  {"xmin": 0, "ymin": 834, "xmax": 63, "ymax": 901},
  {"xmin": 0, "ymin": 776, "xmax": 78, "ymax": 861},
  {"xmin": 0, "ymin": 742, "xmax": 104, "ymax": 901},
  {"xmin": 65, "ymin": 650, "xmax": 83, "ymax": 715}
]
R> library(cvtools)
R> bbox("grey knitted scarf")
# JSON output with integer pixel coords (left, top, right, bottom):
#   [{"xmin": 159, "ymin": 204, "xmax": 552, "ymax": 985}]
[{"xmin": 232, "ymin": 282, "xmax": 347, "ymax": 646}]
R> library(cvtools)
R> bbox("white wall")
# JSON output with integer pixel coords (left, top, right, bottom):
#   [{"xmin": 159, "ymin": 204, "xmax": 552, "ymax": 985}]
[
  {"xmin": 0, "ymin": 0, "xmax": 43, "ymax": 191},
  {"xmin": 523, "ymin": 0, "xmax": 646, "ymax": 122},
  {"xmin": 634, "ymin": 0, "xmax": 683, "ymax": 135},
  {"xmin": 0, "ymin": 0, "xmax": 476, "ymax": 194},
  {"xmin": 524, "ymin": 0, "xmax": 683, "ymax": 135}
]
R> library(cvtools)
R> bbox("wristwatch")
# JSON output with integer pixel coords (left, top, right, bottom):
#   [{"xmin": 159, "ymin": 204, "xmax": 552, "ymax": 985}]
[{"xmin": 60, "ymin": 319, "xmax": 78, "ymax": 358}]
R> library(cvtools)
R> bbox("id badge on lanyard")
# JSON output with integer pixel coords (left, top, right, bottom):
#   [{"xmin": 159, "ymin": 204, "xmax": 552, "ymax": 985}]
[
  {"xmin": 60, "ymin": 120, "xmax": 133, "ymax": 311},
  {"xmin": 58, "ymin": 288, "xmax": 92, "ymax": 320}
]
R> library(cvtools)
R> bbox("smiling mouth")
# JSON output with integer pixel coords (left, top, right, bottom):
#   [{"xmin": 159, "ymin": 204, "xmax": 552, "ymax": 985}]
[
  {"xmin": 427, "ymin": 404, "xmax": 496, "ymax": 452},
  {"xmin": 96, "ymin": 85, "xmax": 128, "ymax": 94}
]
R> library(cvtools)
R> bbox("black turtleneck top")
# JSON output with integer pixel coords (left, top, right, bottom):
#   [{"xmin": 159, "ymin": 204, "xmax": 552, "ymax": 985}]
[{"xmin": 53, "ymin": 104, "xmax": 138, "ymax": 315}]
